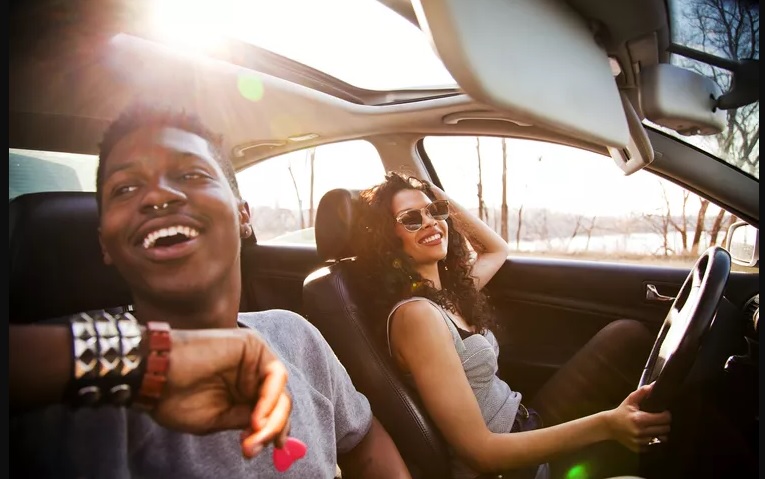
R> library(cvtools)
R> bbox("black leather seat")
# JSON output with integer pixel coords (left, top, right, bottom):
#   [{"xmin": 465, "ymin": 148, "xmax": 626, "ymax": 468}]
[
  {"xmin": 9, "ymin": 192, "xmax": 133, "ymax": 323},
  {"xmin": 303, "ymin": 188, "xmax": 453, "ymax": 479}
]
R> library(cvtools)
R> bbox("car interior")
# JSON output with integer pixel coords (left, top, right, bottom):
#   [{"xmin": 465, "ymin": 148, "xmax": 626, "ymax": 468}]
[{"xmin": 9, "ymin": 0, "xmax": 759, "ymax": 478}]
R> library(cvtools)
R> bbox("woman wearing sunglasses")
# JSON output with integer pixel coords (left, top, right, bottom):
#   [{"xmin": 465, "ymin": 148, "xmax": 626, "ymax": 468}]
[{"xmin": 352, "ymin": 172, "xmax": 672, "ymax": 479}]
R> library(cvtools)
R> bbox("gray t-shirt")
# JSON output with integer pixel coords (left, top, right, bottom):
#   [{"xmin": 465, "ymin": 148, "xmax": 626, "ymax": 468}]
[{"xmin": 10, "ymin": 310, "xmax": 372, "ymax": 478}]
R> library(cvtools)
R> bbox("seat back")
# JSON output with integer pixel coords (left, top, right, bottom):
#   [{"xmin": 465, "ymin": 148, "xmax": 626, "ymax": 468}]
[
  {"xmin": 303, "ymin": 188, "xmax": 452, "ymax": 479},
  {"xmin": 9, "ymin": 192, "xmax": 133, "ymax": 323}
]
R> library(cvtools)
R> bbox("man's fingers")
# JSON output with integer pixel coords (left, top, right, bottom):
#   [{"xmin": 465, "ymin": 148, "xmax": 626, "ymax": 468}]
[
  {"xmin": 240, "ymin": 427, "xmax": 254, "ymax": 443},
  {"xmin": 273, "ymin": 418, "xmax": 291, "ymax": 449},
  {"xmin": 251, "ymin": 361, "xmax": 289, "ymax": 431},
  {"xmin": 242, "ymin": 392, "xmax": 292, "ymax": 455}
]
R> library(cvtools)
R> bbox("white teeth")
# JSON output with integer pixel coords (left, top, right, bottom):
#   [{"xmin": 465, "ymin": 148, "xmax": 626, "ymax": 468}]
[
  {"xmin": 419, "ymin": 233, "xmax": 442, "ymax": 244},
  {"xmin": 142, "ymin": 225, "xmax": 200, "ymax": 249}
]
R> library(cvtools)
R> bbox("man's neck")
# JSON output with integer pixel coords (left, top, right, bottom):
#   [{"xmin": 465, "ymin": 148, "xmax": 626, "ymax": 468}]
[{"xmin": 131, "ymin": 281, "xmax": 242, "ymax": 330}]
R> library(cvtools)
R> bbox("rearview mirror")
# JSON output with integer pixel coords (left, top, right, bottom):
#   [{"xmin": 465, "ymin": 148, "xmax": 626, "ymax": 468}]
[
  {"xmin": 726, "ymin": 221, "xmax": 759, "ymax": 267},
  {"xmin": 639, "ymin": 64, "xmax": 726, "ymax": 136}
]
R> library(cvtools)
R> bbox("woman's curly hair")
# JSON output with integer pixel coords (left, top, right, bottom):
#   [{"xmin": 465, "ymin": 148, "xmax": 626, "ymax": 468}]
[{"xmin": 351, "ymin": 172, "xmax": 496, "ymax": 345}]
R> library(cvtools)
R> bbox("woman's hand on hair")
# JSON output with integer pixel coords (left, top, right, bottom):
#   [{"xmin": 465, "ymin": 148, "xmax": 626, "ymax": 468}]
[{"xmin": 427, "ymin": 182, "xmax": 447, "ymax": 201}]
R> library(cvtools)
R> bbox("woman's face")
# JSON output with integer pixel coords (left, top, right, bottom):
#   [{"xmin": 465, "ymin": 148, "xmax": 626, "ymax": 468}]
[{"xmin": 390, "ymin": 188, "xmax": 448, "ymax": 266}]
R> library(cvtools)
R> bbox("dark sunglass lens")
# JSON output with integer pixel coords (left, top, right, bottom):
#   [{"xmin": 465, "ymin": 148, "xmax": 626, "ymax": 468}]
[
  {"xmin": 429, "ymin": 200, "xmax": 449, "ymax": 219},
  {"xmin": 400, "ymin": 211, "xmax": 423, "ymax": 231}
]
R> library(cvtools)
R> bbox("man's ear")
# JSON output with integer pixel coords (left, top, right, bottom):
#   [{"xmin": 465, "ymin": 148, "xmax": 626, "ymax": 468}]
[
  {"xmin": 239, "ymin": 200, "xmax": 251, "ymax": 226},
  {"xmin": 98, "ymin": 228, "xmax": 113, "ymax": 265}
]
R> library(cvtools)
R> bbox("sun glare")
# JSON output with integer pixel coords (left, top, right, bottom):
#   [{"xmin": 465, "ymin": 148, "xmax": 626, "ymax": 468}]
[
  {"xmin": 145, "ymin": 0, "xmax": 456, "ymax": 90},
  {"xmin": 149, "ymin": 0, "xmax": 228, "ymax": 53}
]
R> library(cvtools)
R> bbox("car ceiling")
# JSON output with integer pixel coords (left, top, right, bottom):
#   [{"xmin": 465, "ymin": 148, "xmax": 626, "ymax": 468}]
[{"xmin": 9, "ymin": 0, "xmax": 670, "ymax": 170}]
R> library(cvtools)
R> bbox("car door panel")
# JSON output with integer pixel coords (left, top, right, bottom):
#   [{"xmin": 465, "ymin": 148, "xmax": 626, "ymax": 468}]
[{"xmin": 486, "ymin": 256, "xmax": 759, "ymax": 397}]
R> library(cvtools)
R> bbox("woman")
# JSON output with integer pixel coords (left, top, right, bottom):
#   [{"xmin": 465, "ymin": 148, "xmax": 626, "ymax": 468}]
[{"xmin": 352, "ymin": 172, "xmax": 672, "ymax": 479}]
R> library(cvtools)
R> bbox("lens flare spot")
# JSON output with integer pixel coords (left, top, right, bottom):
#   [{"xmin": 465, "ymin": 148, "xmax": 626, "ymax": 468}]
[
  {"xmin": 238, "ymin": 75, "xmax": 264, "ymax": 102},
  {"xmin": 565, "ymin": 464, "xmax": 589, "ymax": 479}
]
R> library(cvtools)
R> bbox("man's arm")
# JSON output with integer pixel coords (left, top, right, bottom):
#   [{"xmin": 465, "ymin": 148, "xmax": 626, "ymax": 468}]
[
  {"xmin": 10, "ymin": 321, "xmax": 291, "ymax": 455},
  {"xmin": 337, "ymin": 417, "xmax": 411, "ymax": 479},
  {"xmin": 10, "ymin": 324, "xmax": 72, "ymax": 411}
]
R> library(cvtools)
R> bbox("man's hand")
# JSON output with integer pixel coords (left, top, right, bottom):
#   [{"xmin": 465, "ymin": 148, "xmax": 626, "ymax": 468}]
[{"xmin": 149, "ymin": 328, "xmax": 291, "ymax": 457}]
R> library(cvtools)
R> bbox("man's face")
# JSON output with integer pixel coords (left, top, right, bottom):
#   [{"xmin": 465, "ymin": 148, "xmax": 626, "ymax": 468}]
[{"xmin": 98, "ymin": 125, "xmax": 247, "ymax": 303}]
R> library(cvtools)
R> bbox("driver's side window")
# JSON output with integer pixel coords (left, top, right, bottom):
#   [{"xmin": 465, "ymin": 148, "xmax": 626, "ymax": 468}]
[{"xmin": 423, "ymin": 136, "xmax": 741, "ymax": 268}]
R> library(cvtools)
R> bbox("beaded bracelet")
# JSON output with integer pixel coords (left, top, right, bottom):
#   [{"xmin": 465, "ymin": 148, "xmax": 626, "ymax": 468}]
[{"xmin": 67, "ymin": 311, "xmax": 170, "ymax": 409}]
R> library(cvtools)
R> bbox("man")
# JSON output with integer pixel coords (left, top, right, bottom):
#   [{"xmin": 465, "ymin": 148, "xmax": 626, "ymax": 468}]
[{"xmin": 11, "ymin": 104, "xmax": 410, "ymax": 478}]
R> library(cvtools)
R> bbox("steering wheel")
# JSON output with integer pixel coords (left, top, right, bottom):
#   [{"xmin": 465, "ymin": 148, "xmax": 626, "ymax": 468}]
[{"xmin": 638, "ymin": 246, "xmax": 731, "ymax": 413}]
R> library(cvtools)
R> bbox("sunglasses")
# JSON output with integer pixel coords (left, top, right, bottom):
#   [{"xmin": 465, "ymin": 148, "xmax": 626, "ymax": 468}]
[{"xmin": 395, "ymin": 200, "xmax": 450, "ymax": 232}]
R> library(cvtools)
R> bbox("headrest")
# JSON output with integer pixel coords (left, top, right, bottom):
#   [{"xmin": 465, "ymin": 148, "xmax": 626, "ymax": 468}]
[
  {"xmin": 9, "ymin": 192, "xmax": 133, "ymax": 323},
  {"xmin": 315, "ymin": 188, "xmax": 360, "ymax": 262}
]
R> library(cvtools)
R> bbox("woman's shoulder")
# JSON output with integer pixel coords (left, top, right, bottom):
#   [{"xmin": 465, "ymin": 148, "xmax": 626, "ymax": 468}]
[
  {"xmin": 388, "ymin": 298, "xmax": 451, "ymax": 337},
  {"xmin": 389, "ymin": 296, "xmax": 443, "ymax": 319}
]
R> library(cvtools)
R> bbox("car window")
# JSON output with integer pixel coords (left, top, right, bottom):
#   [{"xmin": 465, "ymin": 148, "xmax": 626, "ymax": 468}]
[
  {"xmin": 9, "ymin": 149, "xmax": 98, "ymax": 200},
  {"xmin": 423, "ymin": 136, "xmax": 745, "ymax": 268},
  {"xmin": 148, "ymin": 0, "xmax": 456, "ymax": 91},
  {"xmin": 236, "ymin": 140, "xmax": 385, "ymax": 245}
]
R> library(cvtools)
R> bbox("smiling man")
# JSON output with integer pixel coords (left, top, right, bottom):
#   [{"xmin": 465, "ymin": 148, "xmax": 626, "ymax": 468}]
[{"xmin": 11, "ymin": 104, "xmax": 410, "ymax": 479}]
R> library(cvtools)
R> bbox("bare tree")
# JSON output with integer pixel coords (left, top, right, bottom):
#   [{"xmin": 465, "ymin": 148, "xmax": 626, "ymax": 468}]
[
  {"xmin": 679, "ymin": 1, "xmax": 759, "ymax": 250},
  {"xmin": 667, "ymin": 190, "xmax": 691, "ymax": 252},
  {"xmin": 566, "ymin": 215, "xmax": 583, "ymax": 252},
  {"xmin": 500, "ymin": 138, "xmax": 509, "ymax": 241},
  {"xmin": 306, "ymin": 147, "xmax": 316, "ymax": 227},
  {"xmin": 476, "ymin": 137, "xmax": 486, "ymax": 222},
  {"xmin": 583, "ymin": 216, "xmax": 598, "ymax": 251},
  {"xmin": 690, "ymin": 197, "xmax": 710, "ymax": 255},
  {"xmin": 643, "ymin": 183, "xmax": 675, "ymax": 256},
  {"xmin": 540, "ymin": 210, "xmax": 551, "ymax": 250},
  {"xmin": 643, "ymin": 212, "xmax": 674, "ymax": 256},
  {"xmin": 515, "ymin": 205, "xmax": 524, "ymax": 250},
  {"xmin": 682, "ymin": 0, "xmax": 759, "ymax": 173},
  {"xmin": 287, "ymin": 163, "xmax": 305, "ymax": 230},
  {"xmin": 708, "ymin": 210, "xmax": 730, "ymax": 245}
]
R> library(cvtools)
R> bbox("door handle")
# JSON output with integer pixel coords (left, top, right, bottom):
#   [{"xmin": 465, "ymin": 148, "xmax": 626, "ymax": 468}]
[{"xmin": 646, "ymin": 284, "xmax": 675, "ymax": 302}]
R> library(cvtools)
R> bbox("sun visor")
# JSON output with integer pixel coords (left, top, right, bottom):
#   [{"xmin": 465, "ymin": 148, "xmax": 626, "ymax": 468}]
[
  {"xmin": 608, "ymin": 92, "xmax": 655, "ymax": 175},
  {"xmin": 412, "ymin": 0, "xmax": 629, "ymax": 148}
]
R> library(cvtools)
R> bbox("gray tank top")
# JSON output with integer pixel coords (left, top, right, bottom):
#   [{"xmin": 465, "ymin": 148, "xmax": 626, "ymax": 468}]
[{"xmin": 387, "ymin": 297, "xmax": 525, "ymax": 479}]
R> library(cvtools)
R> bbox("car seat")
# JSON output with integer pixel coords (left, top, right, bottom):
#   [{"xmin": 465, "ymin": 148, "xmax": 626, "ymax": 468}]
[
  {"xmin": 302, "ymin": 188, "xmax": 452, "ymax": 479},
  {"xmin": 9, "ymin": 192, "xmax": 133, "ymax": 323}
]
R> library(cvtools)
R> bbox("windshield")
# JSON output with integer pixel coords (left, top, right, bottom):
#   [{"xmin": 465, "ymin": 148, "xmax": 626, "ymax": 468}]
[
  {"xmin": 661, "ymin": 0, "xmax": 759, "ymax": 179},
  {"xmin": 148, "ymin": 0, "xmax": 457, "ymax": 91}
]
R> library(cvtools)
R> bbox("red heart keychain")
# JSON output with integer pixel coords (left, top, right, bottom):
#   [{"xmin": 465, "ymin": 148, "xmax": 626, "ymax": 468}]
[{"xmin": 272, "ymin": 437, "xmax": 307, "ymax": 472}]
